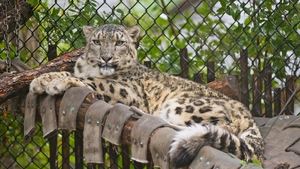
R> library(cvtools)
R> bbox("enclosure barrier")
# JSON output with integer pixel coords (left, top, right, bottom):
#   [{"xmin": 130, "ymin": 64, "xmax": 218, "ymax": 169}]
[
  {"xmin": 21, "ymin": 86, "xmax": 300, "ymax": 169},
  {"xmin": 22, "ymin": 86, "xmax": 265, "ymax": 169}
]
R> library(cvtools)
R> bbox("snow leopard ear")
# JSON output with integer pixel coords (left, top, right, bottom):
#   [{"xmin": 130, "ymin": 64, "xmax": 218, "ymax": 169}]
[
  {"xmin": 127, "ymin": 26, "xmax": 140, "ymax": 42},
  {"xmin": 83, "ymin": 26, "xmax": 95, "ymax": 39}
]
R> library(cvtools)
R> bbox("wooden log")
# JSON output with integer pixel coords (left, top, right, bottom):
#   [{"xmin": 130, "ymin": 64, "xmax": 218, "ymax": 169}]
[
  {"xmin": 47, "ymin": 44, "xmax": 58, "ymax": 61},
  {"xmin": 285, "ymin": 75, "xmax": 295, "ymax": 115},
  {"xmin": 179, "ymin": 47, "xmax": 189, "ymax": 79},
  {"xmin": 0, "ymin": 61, "xmax": 6, "ymax": 73},
  {"xmin": 273, "ymin": 88, "xmax": 282, "ymax": 116},
  {"xmin": 252, "ymin": 70, "xmax": 262, "ymax": 116},
  {"xmin": 207, "ymin": 75, "xmax": 240, "ymax": 100},
  {"xmin": 206, "ymin": 61, "xmax": 215, "ymax": 83},
  {"xmin": 0, "ymin": 48, "xmax": 83, "ymax": 104},
  {"xmin": 239, "ymin": 49, "xmax": 249, "ymax": 107},
  {"xmin": 264, "ymin": 63, "xmax": 273, "ymax": 117}
]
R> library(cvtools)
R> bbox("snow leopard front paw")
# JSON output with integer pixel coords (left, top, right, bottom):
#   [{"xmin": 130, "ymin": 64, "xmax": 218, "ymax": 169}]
[
  {"xmin": 29, "ymin": 71, "xmax": 74, "ymax": 95},
  {"xmin": 44, "ymin": 78, "xmax": 71, "ymax": 95},
  {"xmin": 45, "ymin": 78, "xmax": 87, "ymax": 95}
]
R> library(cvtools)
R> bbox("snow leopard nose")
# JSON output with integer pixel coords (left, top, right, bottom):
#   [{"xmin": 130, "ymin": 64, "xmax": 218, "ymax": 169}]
[{"xmin": 102, "ymin": 56, "xmax": 112, "ymax": 63}]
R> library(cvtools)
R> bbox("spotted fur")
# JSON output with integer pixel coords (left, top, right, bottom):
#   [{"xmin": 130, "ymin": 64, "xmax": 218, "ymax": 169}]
[{"xmin": 30, "ymin": 24, "xmax": 264, "ymax": 167}]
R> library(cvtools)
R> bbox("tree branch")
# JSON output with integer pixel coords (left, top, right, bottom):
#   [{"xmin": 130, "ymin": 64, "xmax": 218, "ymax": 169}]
[{"xmin": 0, "ymin": 48, "xmax": 84, "ymax": 104}]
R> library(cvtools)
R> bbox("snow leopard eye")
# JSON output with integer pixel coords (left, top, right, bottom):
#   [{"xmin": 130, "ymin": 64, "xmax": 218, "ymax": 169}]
[
  {"xmin": 87, "ymin": 57, "xmax": 97, "ymax": 65},
  {"xmin": 92, "ymin": 39, "xmax": 101, "ymax": 45},
  {"xmin": 115, "ymin": 40, "xmax": 125, "ymax": 46}
]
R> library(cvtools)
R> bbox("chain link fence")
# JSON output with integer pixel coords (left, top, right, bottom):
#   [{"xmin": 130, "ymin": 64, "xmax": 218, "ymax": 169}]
[{"xmin": 0, "ymin": 0, "xmax": 299, "ymax": 168}]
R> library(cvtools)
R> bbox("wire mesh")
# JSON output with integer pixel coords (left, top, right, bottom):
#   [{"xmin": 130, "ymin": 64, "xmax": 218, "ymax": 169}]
[{"xmin": 0, "ymin": 0, "xmax": 299, "ymax": 168}]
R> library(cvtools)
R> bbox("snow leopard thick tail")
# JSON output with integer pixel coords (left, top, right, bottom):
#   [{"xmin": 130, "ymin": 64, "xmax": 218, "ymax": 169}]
[{"xmin": 168, "ymin": 124, "xmax": 264, "ymax": 168}]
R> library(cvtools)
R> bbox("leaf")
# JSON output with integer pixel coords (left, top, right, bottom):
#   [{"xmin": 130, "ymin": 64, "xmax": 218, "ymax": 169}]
[
  {"xmin": 217, "ymin": 7, "xmax": 226, "ymax": 14},
  {"xmin": 116, "ymin": 8, "xmax": 124, "ymax": 17},
  {"xmin": 27, "ymin": 0, "xmax": 39, "ymax": 7},
  {"xmin": 219, "ymin": 0, "xmax": 227, "ymax": 8},
  {"xmin": 197, "ymin": 2, "xmax": 210, "ymax": 16}
]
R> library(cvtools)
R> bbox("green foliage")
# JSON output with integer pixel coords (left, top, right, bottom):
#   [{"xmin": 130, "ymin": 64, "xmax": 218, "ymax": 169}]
[
  {"xmin": 27, "ymin": 0, "xmax": 107, "ymax": 53},
  {"xmin": 2, "ymin": 0, "xmax": 299, "ymax": 78},
  {"xmin": 0, "ymin": 114, "xmax": 50, "ymax": 168},
  {"xmin": 0, "ymin": 112, "xmax": 80, "ymax": 168}
]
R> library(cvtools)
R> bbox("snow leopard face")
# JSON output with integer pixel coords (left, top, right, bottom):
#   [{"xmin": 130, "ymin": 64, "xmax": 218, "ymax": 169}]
[{"xmin": 74, "ymin": 24, "xmax": 140, "ymax": 77}]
